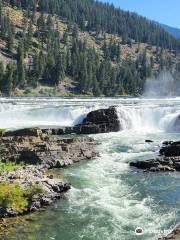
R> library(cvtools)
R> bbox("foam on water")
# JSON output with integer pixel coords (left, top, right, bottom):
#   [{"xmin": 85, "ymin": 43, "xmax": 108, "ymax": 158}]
[
  {"xmin": 1, "ymin": 97, "xmax": 180, "ymax": 240},
  {"xmin": 1, "ymin": 97, "xmax": 180, "ymax": 132}
]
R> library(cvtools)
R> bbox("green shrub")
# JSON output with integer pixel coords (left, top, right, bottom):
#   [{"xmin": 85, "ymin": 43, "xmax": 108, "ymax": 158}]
[
  {"xmin": 0, "ymin": 183, "xmax": 44, "ymax": 213},
  {"xmin": 0, "ymin": 129, "xmax": 5, "ymax": 137},
  {"xmin": 24, "ymin": 185, "xmax": 44, "ymax": 199},
  {"xmin": 0, "ymin": 162, "xmax": 23, "ymax": 175},
  {"xmin": 0, "ymin": 183, "xmax": 28, "ymax": 213}
]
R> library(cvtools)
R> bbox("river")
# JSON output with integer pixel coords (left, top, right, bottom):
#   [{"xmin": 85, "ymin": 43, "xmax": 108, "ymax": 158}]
[{"xmin": 1, "ymin": 97, "xmax": 180, "ymax": 240}]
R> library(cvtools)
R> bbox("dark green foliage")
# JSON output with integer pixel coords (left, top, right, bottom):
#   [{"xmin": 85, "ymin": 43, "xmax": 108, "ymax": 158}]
[
  {"xmin": 0, "ymin": 0, "xmax": 179, "ymax": 96},
  {"xmin": 4, "ymin": 0, "xmax": 180, "ymax": 50}
]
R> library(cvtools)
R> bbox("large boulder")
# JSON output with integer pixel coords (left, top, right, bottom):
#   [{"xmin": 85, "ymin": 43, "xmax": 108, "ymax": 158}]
[{"xmin": 75, "ymin": 107, "xmax": 121, "ymax": 134}]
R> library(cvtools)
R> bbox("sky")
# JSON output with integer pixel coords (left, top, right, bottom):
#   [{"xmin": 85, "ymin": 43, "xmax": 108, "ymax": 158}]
[{"xmin": 100, "ymin": 0, "xmax": 180, "ymax": 29}]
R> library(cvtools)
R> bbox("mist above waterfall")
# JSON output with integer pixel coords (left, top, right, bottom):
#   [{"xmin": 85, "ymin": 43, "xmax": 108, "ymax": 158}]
[{"xmin": 143, "ymin": 71, "xmax": 177, "ymax": 97}]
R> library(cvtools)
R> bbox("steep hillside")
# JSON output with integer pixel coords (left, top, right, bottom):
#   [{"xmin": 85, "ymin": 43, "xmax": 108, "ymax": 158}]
[
  {"xmin": 0, "ymin": 0, "xmax": 180, "ymax": 97},
  {"xmin": 161, "ymin": 24, "xmax": 180, "ymax": 39}
]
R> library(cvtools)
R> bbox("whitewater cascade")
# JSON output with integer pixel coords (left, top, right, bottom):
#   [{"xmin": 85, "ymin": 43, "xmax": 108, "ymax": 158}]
[
  {"xmin": 116, "ymin": 105, "xmax": 180, "ymax": 132},
  {"xmin": 0, "ymin": 97, "xmax": 180, "ymax": 132}
]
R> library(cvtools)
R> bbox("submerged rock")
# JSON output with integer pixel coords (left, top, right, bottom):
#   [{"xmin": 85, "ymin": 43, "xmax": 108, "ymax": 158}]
[{"xmin": 145, "ymin": 140, "xmax": 154, "ymax": 143}]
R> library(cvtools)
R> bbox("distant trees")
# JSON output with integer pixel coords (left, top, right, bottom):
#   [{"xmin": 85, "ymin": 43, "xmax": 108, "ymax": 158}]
[
  {"xmin": 5, "ymin": 0, "xmax": 180, "ymax": 51},
  {"xmin": 0, "ymin": 0, "xmax": 179, "ymax": 96}
]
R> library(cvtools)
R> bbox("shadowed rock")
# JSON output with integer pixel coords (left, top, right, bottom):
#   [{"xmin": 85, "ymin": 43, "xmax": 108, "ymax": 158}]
[
  {"xmin": 130, "ymin": 140, "xmax": 180, "ymax": 172},
  {"xmin": 4, "ymin": 128, "xmax": 42, "ymax": 137},
  {"xmin": 75, "ymin": 107, "xmax": 121, "ymax": 134}
]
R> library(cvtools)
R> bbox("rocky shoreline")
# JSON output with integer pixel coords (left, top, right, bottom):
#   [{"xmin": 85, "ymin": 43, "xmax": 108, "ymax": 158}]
[
  {"xmin": 0, "ymin": 106, "xmax": 120, "ymax": 220},
  {"xmin": 0, "ymin": 130, "xmax": 97, "ymax": 218}
]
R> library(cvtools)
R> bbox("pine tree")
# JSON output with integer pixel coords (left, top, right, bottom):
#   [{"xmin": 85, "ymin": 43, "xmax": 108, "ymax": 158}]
[
  {"xmin": 5, "ymin": 63, "xmax": 14, "ymax": 94},
  {"xmin": 17, "ymin": 42, "xmax": 26, "ymax": 85}
]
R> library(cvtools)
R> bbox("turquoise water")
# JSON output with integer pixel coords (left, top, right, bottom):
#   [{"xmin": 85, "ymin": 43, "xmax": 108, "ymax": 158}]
[{"xmin": 1, "ymin": 97, "xmax": 180, "ymax": 240}]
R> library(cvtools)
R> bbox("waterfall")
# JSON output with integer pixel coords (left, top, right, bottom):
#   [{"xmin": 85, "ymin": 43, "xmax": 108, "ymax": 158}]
[
  {"xmin": 116, "ymin": 105, "xmax": 180, "ymax": 133},
  {"xmin": 0, "ymin": 97, "xmax": 180, "ymax": 132}
]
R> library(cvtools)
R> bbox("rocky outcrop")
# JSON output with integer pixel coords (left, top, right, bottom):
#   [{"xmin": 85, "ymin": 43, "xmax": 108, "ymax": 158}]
[
  {"xmin": 130, "ymin": 140, "xmax": 180, "ymax": 172},
  {"xmin": 160, "ymin": 141, "xmax": 180, "ymax": 156},
  {"xmin": 4, "ymin": 127, "xmax": 43, "ymax": 137},
  {"xmin": 75, "ymin": 107, "xmax": 121, "ymax": 134},
  {"xmin": 0, "ymin": 165, "xmax": 71, "ymax": 218},
  {"xmin": 0, "ymin": 133, "xmax": 97, "ymax": 168}
]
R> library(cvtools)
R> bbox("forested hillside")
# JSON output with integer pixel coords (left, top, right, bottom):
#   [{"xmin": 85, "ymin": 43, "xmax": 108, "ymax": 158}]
[
  {"xmin": 0, "ymin": 0, "xmax": 180, "ymax": 96},
  {"xmin": 161, "ymin": 24, "xmax": 180, "ymax": 39}
]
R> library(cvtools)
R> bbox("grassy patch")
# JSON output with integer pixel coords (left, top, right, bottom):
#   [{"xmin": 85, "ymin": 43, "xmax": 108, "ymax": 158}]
[
  {"xmin": 0, "ymin": 183, "xmax": 28, "ymax": 213},
  {"xmin": 0, "ymin": 162, "xmax": 23, "ymax": 175},
  {"xmin": 0, "ymin": 183, "xmax": 44, "ymax": 213}
]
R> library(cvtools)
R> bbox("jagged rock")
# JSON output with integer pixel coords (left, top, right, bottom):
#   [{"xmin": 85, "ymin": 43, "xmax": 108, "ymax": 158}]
[
  {"xmin": 160, "ymin": 141, "xmax": 180, "ymax": 156},
  {"xmin": 130, "ymin": 160, "xmax": 159, "ymax": 169},
  {"xmin": 130, "ymin": 140, "xmax": 180, "ymax": 172},
  {"xmin": 75, "ymin": 107, "xmax": 121, "ymax": 134},
  {"xmin": 0, "ymin": 135, "xmax": 97, "ymax": 168},
  {"xmin": 0, "ymin": 165, "xmax": 71, "ymax": 217},
  {"xmin": 6, "ymin": 107, "xmax": 121, "ymax": 137},
  {"xmin": 44, "ymin": 107, "xmax": 121, "ymax": 135},
  {"xmin": 0, "ymin": 130, "xmax": 97, "ymax": 218},
  {"xmin": 0, "ymin": 208, "xmax": 18, "ymax": 218}
]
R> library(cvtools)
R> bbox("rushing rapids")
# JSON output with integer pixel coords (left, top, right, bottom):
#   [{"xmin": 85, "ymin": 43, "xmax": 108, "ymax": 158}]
[
  {"xmin": 0, "ymin": 97, "xmax": 180, "ymax": 132},
  {"xmin": 1, "ymin": 97, "xmax": 180, "ymax": 240}
]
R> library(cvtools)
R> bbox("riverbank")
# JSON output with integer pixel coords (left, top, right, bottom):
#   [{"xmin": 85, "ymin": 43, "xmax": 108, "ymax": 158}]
[
  {"xmin": 0, "ymin": 106, "xmax": 120, "ymax": 220},
  {"xmin": 0, "ymin": 127, "xmax": 97, "ymax": 220}
]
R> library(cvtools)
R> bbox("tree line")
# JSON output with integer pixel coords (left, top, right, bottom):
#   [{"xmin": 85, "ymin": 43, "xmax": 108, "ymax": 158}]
[
  {"xmin": 0, "ymin": 0, "xmax": 179, "ymax": 96},
  {"xmin": 4, "ymin": 0, "xmax": 180, "ymax": 50}
]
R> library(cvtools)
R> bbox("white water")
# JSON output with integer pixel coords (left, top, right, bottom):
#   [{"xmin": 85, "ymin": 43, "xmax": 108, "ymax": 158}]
[
  {"xmin": 1, "ymin": 97, "xmax": 180, "ymax": 132},
  {"xmin": 2, "ymin": 97, "xmax": 180, "ymax": 240}
]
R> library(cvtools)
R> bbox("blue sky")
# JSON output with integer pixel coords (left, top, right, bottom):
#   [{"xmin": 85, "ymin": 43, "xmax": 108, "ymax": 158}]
[{"xmin": 100, "ymin": 0, "xmax": 180, "ymax": 29}]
